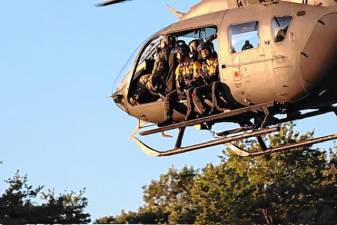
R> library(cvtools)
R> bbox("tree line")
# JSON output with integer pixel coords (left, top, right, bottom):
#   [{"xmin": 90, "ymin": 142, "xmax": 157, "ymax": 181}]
[
  {"xmin": 96, "ymin": 124, "xmax": 337, "ymax": 224},
  {"xmin": 1, "ymin": 124, "xmax": 336, "ymax": 224},
  {"xmin": 0, "ymin": 168, "xmax": 91, "ymax": 224}
]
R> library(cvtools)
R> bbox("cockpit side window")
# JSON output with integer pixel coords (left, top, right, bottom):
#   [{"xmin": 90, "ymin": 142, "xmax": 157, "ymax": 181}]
[
  {"xmin": 229, "ymin": 21, "xmax": 259, "ymax": 53},
  {"xmin": 272, "ymin": 16, "xmax": 292, "ymax": 42}
]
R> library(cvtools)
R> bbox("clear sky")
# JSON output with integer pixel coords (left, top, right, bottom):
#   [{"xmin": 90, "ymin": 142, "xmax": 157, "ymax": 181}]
[{"xmin": 1, "ymin": 0, "xmax": 336, "ymax": 221}]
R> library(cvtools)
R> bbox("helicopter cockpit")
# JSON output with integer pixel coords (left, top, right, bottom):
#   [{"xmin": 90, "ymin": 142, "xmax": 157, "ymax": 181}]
[{"xmin": 128, "ymin": 26, "xmax": 218, "ymax": 106}]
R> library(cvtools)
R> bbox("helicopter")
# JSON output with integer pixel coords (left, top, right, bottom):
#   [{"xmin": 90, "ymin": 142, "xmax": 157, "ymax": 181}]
[{"xmin": 104, "ymin": 0, "xmax": 337, "ymax": 157}]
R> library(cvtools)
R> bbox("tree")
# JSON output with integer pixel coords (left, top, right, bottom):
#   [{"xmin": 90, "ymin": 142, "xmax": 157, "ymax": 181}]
[
  {"xmin": 191, "ymin": 124, "xmax": 337, "ymax": 224},
  {"xmin": 0, "ymin": 171, "xmax": 91, "ymax": 224},
  {"xmin": 96, "ymin": 124, "xmax": 337, "ymax": 224},
  {"xmin": 96, "ymin": 166, "xmax": 197, "ymax": 224}
]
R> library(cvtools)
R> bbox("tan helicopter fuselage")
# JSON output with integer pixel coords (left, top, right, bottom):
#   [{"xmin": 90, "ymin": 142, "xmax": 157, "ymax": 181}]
[{"xmin": 115, "ymin": 2, "xmax": 337, "ymax": 124}]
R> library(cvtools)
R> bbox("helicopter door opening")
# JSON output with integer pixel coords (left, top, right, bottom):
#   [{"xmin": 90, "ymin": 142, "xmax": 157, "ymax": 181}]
[
  {"xmin": 172, "ymin": 27, "xmax": 218, "ymax": 108},
  {"xmin": 128, "ymin": 26, "xmax": 218, "ymax": 107},
  {"xmin": 126, "ymin": 27, "xmax": 218, "ymax": 123}
]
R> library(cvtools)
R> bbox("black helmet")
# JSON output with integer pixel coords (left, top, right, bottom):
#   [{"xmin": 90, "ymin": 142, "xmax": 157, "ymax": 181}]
[
  {"xmin": 189, "ymin": 39, "xmax": 200, "ymax": 51},
  {"xmin": 160, "ymin": 35, "xmax": 175, "ymax": 48},
  {"xmin": 197, "ymin": 42, "xmax": 213, "ymax": 54},
  {"xmin": 175, "ymin": 43, "xmax": 189, "ymax": 56}
]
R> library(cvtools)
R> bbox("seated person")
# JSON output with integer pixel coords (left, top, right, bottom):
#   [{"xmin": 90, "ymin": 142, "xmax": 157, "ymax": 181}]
[
  {"xmin": 151, "ymin": 36, "xmax": 175, "ymax": 95},
  {"xmin": 130, "ymin": 36, "xmax": 174, "ymax": 105},
  {"xmin": 159, "ymin": 43, "xmax": 202, "ymax": 126},
  {"xmin": 241, "ymin": 40, "xmax": 254, "ymax": 51},
  {"xmin": 188, "ymin": 39, "xmax": 201, "ymax": 61},
  {"xmin": 164, "ymin": 39, "xmax": 183, "ymax": 95},
  {"xmin": 129, "ymin": 74, "xmax": 158, "ymax": 105},
  {"xmin": 192, "ymin": 42, "xmax": 224, "ymax": 116},
  {"xmin": 275, "ymin": 26, "xmax": 289, "ymax": 42}
]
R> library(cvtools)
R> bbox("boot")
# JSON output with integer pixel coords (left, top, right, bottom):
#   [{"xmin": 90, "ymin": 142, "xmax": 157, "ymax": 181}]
[{"xmin": 158, "ymin": 117, "xmax": 174, "ymax": 127}]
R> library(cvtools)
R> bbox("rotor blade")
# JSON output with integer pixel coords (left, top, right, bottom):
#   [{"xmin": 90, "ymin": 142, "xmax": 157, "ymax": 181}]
[{"xmin": 96, "ymin": 0, "xmax": 131, "ymax": 7}]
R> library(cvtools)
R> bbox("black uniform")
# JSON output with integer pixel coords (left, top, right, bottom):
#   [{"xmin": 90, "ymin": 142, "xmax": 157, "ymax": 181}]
[
  {"xmin": 130, "ymin": 45, "xmax": 172, "ymax": 105},
  {"xmin": 151, "ymin": 47, "xmax": 171, "ymax": 95},
  {"xmin": 162, "ymin": 58, "xmax": 201, "ymax": 123},
  {"xmin": 241, "ymin": 40, "xmax": 254, "ymax": 51},
  {"xmin": 192, "ymin": 55, "xmax": 222, "ymax": 115}
]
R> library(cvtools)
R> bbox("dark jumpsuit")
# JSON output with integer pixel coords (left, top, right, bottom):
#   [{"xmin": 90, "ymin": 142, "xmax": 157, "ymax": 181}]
[
  {"xmin": 192, "ymin": 56, "xmax": 221, "ymax": 115},
  {"xmin": 163, "ymin": 59, "xmax": 201, "ymax": 121},
  {"xmin": 150, "ymin": 47, "xmax": 171, "ymax": 95},
  {"xmin": 131, "ymin": 47, "xmax": 171, "ymax": 105}
]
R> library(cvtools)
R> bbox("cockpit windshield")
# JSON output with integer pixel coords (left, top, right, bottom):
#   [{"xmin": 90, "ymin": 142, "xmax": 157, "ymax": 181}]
[
  {"xmin": 113, "ymin": 40, "xmax": 145, "ymax": 91},
  {"xmin": 138, "ymin": 37, "xmax": 161, "ymax": 66}
]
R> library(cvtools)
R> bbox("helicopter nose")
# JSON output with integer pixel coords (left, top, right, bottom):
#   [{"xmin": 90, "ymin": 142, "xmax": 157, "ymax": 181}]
[
  {"xmin": 112, "ymin": 91, "xmax": 123, "ymax": 104},
  {"xmin": 300, "ymin": 13, "xmax": 337, "ymax": 89},
  {"xmin": 112, "ymin": 90, "xmax": 126, "ymax": 112}
]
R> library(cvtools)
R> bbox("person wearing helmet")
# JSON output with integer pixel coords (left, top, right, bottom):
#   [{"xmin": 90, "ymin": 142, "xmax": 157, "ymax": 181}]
[
  {"xmin": 175, "ymin": 44, "xmax": 201, "ymax": 95},
  {"xmin": 133, "ymin": 36, "xmax": 173, "ymax": 104},
  {"xmin": 150, "ymin": 35, "xmax": 175, "ymax": 95},
  {"xmin": 241, "ymin": 40, "xmax": 254, "ymax": 51},
  {"xmin": 192, "ymin": 41, "xmax": 223, "ymax": 116},
  {"xmin": 188, "ymin": 39, "xmax": 200, "ymax": 61},
  {"xmin": 131, "ymin": 36, "xmax": 175, "ymax": 105},
  {"xmin": 159, "ymin": 43, "xmax": 202, "ymax": 126}
]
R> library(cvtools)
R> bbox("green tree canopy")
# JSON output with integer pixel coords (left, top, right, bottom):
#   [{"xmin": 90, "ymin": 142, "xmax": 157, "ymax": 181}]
[
  {"xmin": 0, "ymin": 171, "xmax": 91, "ymax": 224},
  {"xmin": 96, "ymin": 124, "xmax": 337, "ymax": 224}
]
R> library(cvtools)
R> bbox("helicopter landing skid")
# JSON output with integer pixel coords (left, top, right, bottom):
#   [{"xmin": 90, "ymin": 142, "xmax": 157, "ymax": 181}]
[
  {"xmin": 132, "ymin": 127, "xmax": 337, "ymax": 157},
  {"xmin": 230, "ymin": 134, "xmax": 337, "ymax": 157},
  {"xmin": 131, "ymin": 127, "xmax": 280, "ymax": 157},
  {"xmin": 131, "ymin": 102, "xmax": 337, "ymax": 157}
]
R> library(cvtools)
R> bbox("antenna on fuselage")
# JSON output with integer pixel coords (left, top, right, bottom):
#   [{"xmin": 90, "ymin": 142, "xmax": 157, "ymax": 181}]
[{"xmin": 166, "ymin": 4, "xmax": 185, "ymax": 19}]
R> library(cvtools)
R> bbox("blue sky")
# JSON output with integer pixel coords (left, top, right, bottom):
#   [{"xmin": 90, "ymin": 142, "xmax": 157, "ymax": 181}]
[{"xmin": 1, "ymin": 0, "xmax": 336, "ymax": 220}]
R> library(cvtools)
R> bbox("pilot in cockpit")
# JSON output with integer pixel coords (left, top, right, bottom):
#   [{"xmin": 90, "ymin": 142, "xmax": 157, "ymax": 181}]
[
  {"xmin": 130, "ymin": 36, "xmax": 175, "ymax": 105},
  {"xmin": 151, "ymin": 36, "xmax": 175, "ymax": 95}
]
